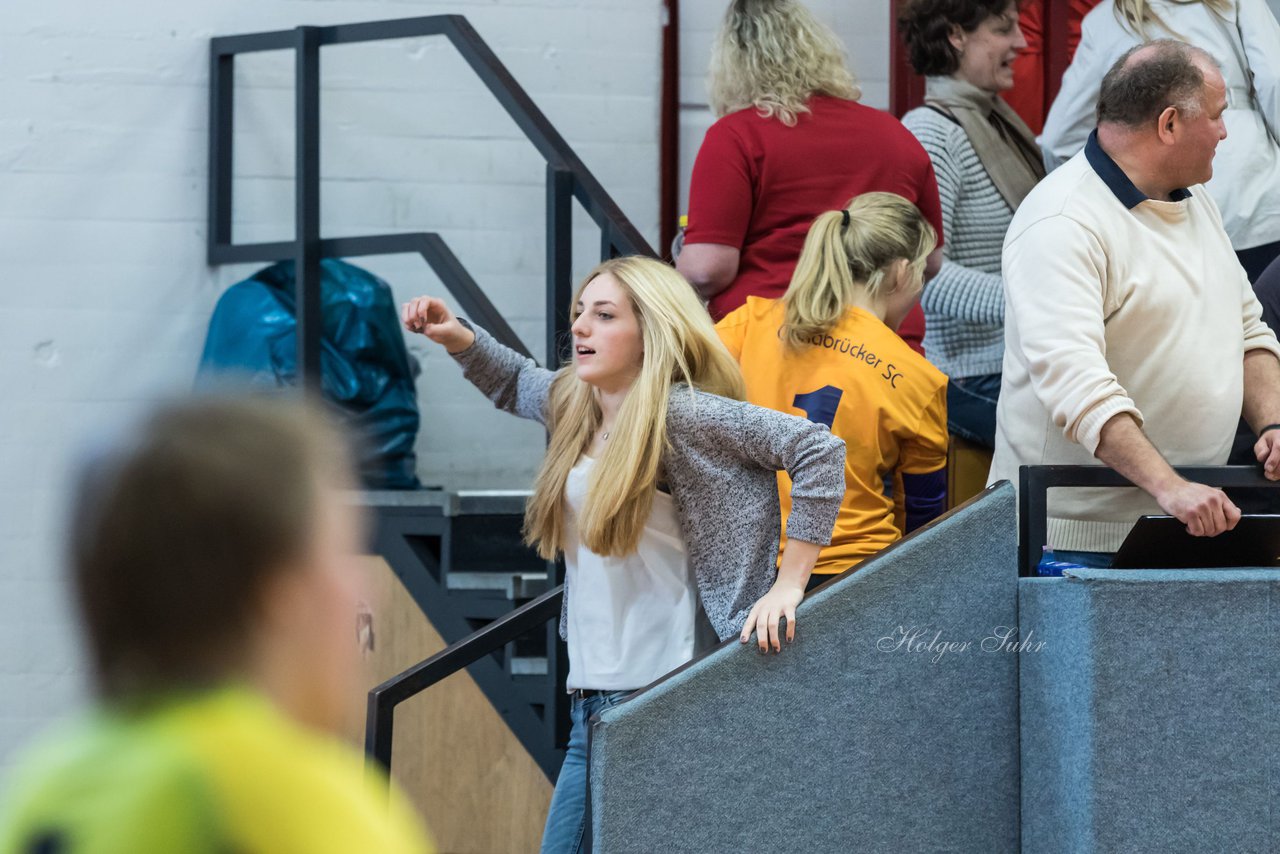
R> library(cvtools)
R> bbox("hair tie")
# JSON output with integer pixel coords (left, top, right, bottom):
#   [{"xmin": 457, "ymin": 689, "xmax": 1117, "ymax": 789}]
[{"xmin": 840, "ymin": 209, "xmax": 850, "ymax": 231}]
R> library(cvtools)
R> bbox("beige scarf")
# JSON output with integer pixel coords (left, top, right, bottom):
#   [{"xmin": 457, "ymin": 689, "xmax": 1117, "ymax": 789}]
[{"xmin": 924, "ymin": 75, "xmax": 1046, "ymax": 210}]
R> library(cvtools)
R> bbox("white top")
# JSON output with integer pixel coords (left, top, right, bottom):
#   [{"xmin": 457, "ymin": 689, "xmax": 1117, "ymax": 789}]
[
  {"xmin": 563, "ymin": 456, "xmax": 697, "ymax": 691},
  {"xmin": 988, "ymin": 144, "xmax": 1280, "ymax": 551},
  {"xmin": 1040, "ymin": 0, "xmax": 1280, "ymax": 250}
]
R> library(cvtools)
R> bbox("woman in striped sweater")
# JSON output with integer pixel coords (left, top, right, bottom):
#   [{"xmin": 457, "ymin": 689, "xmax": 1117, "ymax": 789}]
[{"xmin": 898, "ymin": 0, "xmax": 1046, "ymax": 448}]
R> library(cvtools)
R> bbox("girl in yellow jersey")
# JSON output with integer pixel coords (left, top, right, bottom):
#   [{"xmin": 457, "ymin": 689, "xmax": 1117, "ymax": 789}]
[
  {"xmin": 0, "ymin": 399, "xmax": 434, "ymax": 854},
  {"xmin": 717, "ymin": 192, "xmax": 949, "ymax": 583}
]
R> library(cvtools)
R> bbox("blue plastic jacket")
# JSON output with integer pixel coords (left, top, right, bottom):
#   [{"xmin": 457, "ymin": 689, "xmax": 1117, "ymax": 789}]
[{"xmin": 196, "ymin": 259, "xmax": 422, "ymax": 489}]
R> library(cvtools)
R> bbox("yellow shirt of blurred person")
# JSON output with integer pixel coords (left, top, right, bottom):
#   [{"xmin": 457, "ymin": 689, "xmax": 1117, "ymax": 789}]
[
  {"xmin": 717, "ymin": 297, "xmax": 948, "ymax": 573},
  {"xmin": 0, "ymin": 686, "xmax": 434, "ymax": 854}
]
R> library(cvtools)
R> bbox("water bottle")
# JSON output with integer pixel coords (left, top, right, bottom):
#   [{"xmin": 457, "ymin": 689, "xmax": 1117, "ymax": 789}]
[
  {"xmin": 670, "ymin": 214, "xmax": 688, "ymax": 261},
  {"xmin": 1036, "ymin": 546, "xmax": 1084, "ymax": 577}
]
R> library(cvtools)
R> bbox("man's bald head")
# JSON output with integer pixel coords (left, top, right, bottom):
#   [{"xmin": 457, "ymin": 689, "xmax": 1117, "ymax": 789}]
[{"xmin": 1097, "ymin": 39, "xmax": 1221, "ymax": 130}]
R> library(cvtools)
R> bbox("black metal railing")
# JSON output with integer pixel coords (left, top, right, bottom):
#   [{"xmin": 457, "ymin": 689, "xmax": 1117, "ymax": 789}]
[
  {"xmin": 365, "ymin": 493, "xmax": 568, "ymax": 780},
  {"xmin": 1017, "ymin": 464, "xmax": 1278, "ymax": 576},
  {"xmin": 366, "ymin": 584, "xmax": 565, "ymax": 772},
  {"xmin": 208, "ymin": 14, "xmax": 656, "ymax": 381}
]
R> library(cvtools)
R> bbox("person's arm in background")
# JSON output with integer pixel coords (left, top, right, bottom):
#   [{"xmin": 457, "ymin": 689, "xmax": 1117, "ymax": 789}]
[
  {"xmin": 924, "ymin": 247, "xmax": 943, "ymax": 280},
  {"xmin": 902, "ymin": 115, "xmax": 1006, "ymax": 328},
  {"xmin": 677, "ymin": 121, "xmax": 751, "ymax": 299},
  {"xmin": 1251, "ymin": 257, "xmax": 1280, "ymax": 331},
  {"xmin": 902, "ymin": 470, "xmax": 947, "ymax": 532},
  {"xmin": 901, "ymin": 383, "xmax": 950, "ymax": 531},
  {"xmin": 1238, "ymin": 245, "xmax": 1280, "ymax": 474},
  {"xmin": 678, "ymin": 244, "xmax": 740, "ymax": 300},
  {"xmin": 1039, "ymin": 4, "xmax": 1117, "ymax": 170},
  {"xmin": 1238, "ymin": 0, "xmax": 1280, "ymax": 132},
  {"xmin": 1243, "ymin": 348, "xmax": 1280, "ymax": 477}
]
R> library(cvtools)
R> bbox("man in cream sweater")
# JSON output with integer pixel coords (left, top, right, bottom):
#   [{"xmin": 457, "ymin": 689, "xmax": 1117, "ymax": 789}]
[{"xmin": 990, "ymin": 39, "xmax": 1280, "ymax": 563}]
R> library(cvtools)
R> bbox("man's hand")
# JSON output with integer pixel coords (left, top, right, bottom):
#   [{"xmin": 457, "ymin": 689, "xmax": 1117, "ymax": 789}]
[
  {"xmin": 1153, "ymin": 479, "xmax": 1242, "ymax": 537},
  {"xmin": 1255, "ymin": 430, "xmax": 1280, "ymax": 480},
  {"xmin": 1096, "ymin": 412, "xmax": 1241, "ymax": 537},
  {"xmin": 1242, "ymin": 348, "xmax": 1280, "ymax": 473}
]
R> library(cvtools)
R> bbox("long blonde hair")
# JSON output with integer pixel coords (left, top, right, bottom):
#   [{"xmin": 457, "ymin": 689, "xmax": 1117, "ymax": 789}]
[
  {"xmin": 523, "ymin": 257, "xmax": 745, "ymax": 559},
  {"xmin": 781, "ymin": 193, "xmax": 937, "ymax": 348},
  {"xmin": 708, "ymin": 0, "xmax": 861, "ymax": 125},
  {"xmin": 1112, "ymin": 0, "xmax": 1232, "ymax": 38}
]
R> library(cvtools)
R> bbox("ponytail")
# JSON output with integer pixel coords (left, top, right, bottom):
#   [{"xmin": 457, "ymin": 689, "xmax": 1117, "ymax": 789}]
[{"xmin": 780, "ymin": 192, "xmax": 937, "ymax": 347}]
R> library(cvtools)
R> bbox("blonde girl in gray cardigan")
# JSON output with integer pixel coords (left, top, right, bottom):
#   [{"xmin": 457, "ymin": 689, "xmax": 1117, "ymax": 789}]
[{"xmin": 403, "ymin": 256, "xmax": 844, "ymax": 854}]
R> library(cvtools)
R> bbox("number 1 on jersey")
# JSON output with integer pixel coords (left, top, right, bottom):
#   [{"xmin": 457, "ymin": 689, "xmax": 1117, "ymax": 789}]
[{"xmin": 792, "ymin": 385, "xmax": 844, "ymax": 428}]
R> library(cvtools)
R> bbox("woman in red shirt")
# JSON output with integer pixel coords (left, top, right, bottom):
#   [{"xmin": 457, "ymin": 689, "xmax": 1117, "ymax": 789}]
[{"xmin": 677, "ymin": 0, "xmax": 945, "ymax": 353}]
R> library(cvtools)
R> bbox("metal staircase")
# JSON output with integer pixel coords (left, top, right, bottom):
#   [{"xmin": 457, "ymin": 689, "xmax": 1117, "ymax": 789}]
[{"xmin": 361, "ymin": 489, "xmax": 565, "ymax": 778}]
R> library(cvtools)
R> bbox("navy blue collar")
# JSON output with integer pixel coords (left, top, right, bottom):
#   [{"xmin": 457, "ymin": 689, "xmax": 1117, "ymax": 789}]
[{"xmin": 1084, "ymin": 129, "xmax": 1191, "ymax": 208}]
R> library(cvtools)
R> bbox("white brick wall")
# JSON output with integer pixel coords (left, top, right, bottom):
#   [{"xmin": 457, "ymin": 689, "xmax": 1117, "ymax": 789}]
[{"xmin": 0, "ymin": 0, "xmax": 664, "ymax": 769}]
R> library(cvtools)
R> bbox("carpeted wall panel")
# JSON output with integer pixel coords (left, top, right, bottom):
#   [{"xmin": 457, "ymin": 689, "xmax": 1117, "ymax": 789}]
[
  {"xmin": 1020, "ymin": 569, "xmax": 1280, "ymax": 852},
  {"xmin": 1018, "ymin": 577, "xmax": 1096, "ymax": 852},
  {"xmin": 588, "ymin": 484, "xmax": 1020, "ymax": 853}
]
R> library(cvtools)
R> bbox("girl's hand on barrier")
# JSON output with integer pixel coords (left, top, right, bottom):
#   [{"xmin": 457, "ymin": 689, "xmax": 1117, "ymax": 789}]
[
  {"xmin": 401, "ymin": 296, "xmax": 475, "ymax": 354},
  {"xmin": 740, "ymin": 581, "xmax": 804, "ymax": 653}
]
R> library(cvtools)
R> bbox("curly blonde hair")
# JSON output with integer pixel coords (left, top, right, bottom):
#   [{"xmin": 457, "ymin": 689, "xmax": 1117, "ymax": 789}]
[{"xmin": 708, "ymin": 0, "xmax": 861, "ymax": 125}]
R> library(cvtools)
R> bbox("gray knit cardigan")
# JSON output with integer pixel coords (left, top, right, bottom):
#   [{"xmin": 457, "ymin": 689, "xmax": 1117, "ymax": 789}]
[{"xmin": 451, "ymin": 325, "xmax": 846, "ymax": 642}]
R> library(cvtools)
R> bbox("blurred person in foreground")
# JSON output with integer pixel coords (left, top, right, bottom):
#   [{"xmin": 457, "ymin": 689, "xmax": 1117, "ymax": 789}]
[{"xmin": 0, "ymin": 397, "xmax": 433, "ymax": 854}]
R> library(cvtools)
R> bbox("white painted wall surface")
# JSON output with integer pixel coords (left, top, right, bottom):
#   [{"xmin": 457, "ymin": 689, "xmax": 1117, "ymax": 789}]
[{"xmin": 0, "ymin": 0, "xmax": 664, "ymax": 770}]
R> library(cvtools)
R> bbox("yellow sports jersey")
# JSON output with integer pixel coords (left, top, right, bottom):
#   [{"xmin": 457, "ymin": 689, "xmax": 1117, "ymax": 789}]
[
  {"xmin": 0, "ymin": 686, "xmax": 434, "ymax": 854},
  {"xmin": 717, "ymin": 298, "xmax": 948, "ymax": 573}
]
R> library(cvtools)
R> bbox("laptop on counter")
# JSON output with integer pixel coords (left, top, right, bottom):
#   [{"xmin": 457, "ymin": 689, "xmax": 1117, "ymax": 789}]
[{"xmin": 1110, "ymin": 514, "xmax": 1280, "ymax": 569}]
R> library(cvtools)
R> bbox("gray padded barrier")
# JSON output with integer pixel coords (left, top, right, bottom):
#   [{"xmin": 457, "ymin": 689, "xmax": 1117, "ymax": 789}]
[
  {"xmin": 1020, "ymin": 569, "xmax": 1280, "ymax": 853},
  {"xmin": 588, "ymin": 483, "xmax": 1020, "ymax": 853}
]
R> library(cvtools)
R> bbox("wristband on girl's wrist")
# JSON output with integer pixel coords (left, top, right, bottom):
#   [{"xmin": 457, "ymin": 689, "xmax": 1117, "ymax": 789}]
[{"xmin": 1260, "ymin": 423, "xmax": 1280, "ymax": 437}]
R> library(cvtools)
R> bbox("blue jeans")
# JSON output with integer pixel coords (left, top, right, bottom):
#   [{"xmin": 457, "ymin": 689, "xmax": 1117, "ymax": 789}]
[
  {"xmin": 947, "ymin": 373, "xmax": 1001, "ymax": 449},
  {"xmin": 1051, "ymin": 549, "xmax": 1114, "ymax": 569},
  {"xmin": 540, "ymin": 690, "xmax": 630, "ymax": 854}
]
